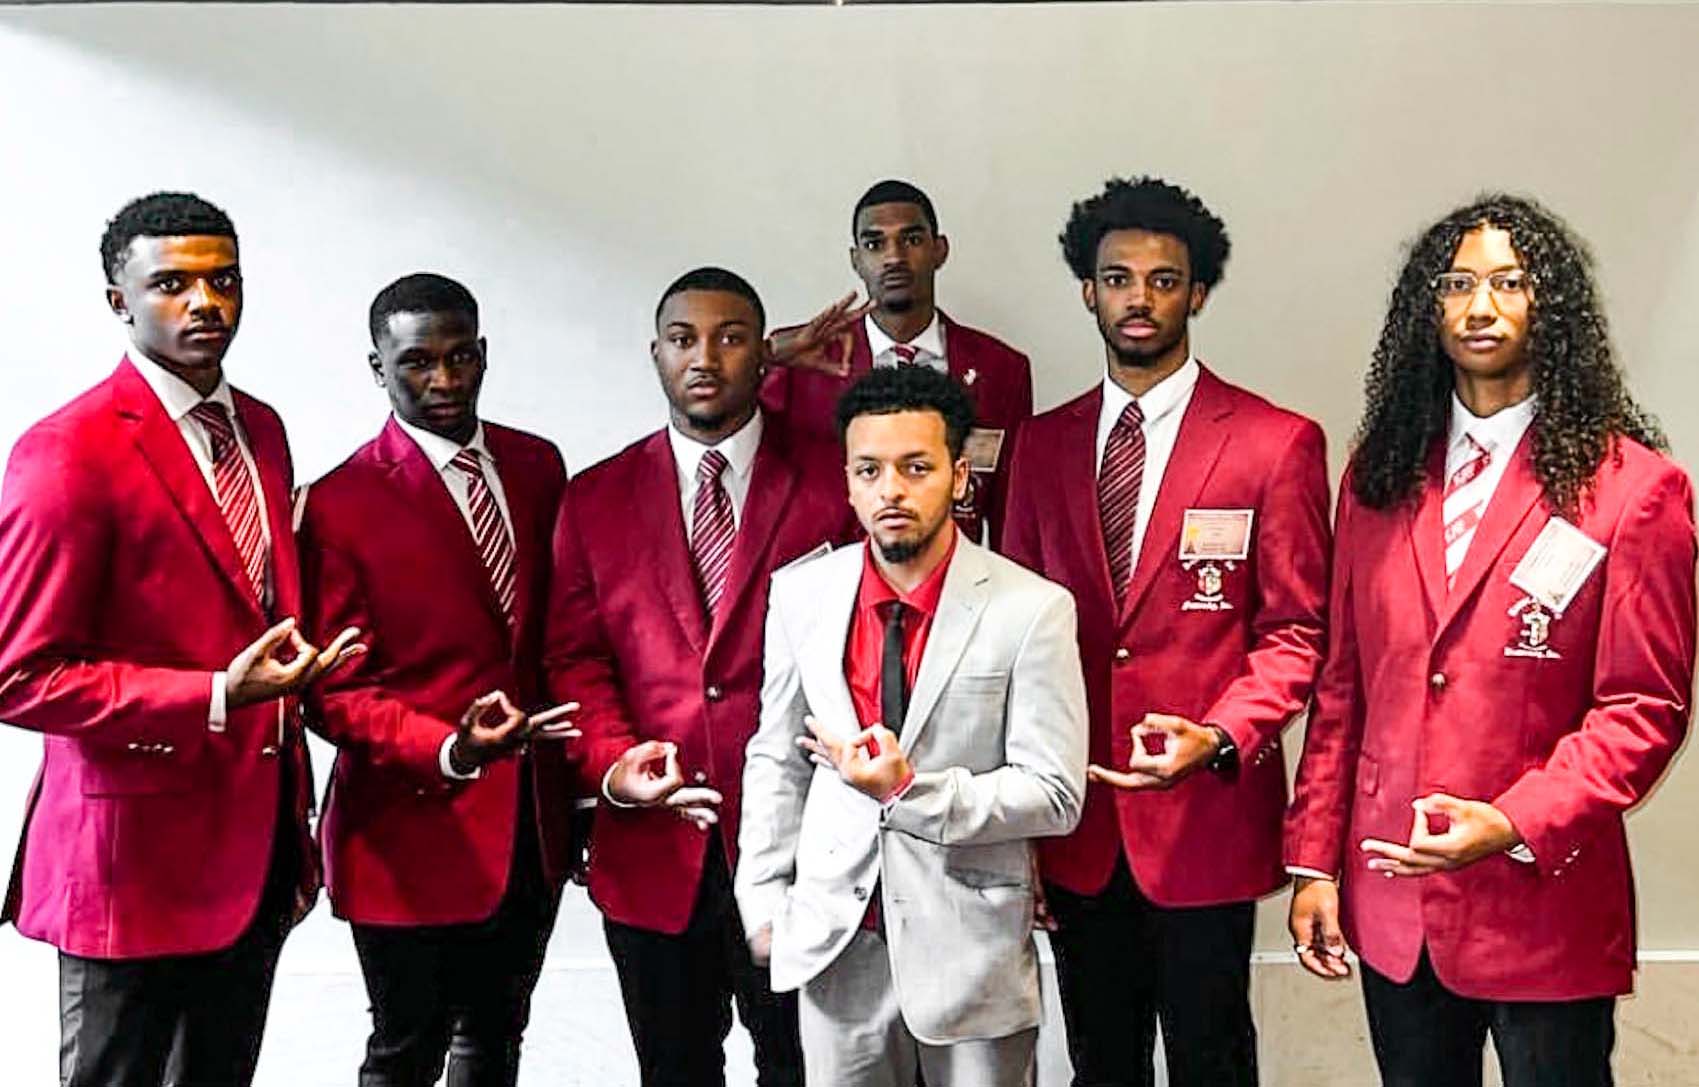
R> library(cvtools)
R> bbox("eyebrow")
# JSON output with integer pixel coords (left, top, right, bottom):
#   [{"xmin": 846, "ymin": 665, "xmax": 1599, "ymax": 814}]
[
  {"xmin": 1448, "ymin": 262, "xmax": 1524, "ymax": 274},
  {"xmin": 1099, "ymin": 262, "xmax": 1184, "ymax": 275}
]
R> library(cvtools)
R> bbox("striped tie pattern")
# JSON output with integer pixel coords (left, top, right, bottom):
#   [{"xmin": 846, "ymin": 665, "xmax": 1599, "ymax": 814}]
[
  {"xmin": 1442, "ymin": 433, "xmax": 1495, "ymax": 586},
  {"xmin": 1097, "ymin": 399, "xmax": 1146, "ymax": 599},
  {"xmin": 190, "ymin": 402, "xmax": 268, "ymax": 601},
  {"xmin": 890, "ymin": 343, "xmax": 921, "ymax": 367},
  {"xmin": 449, "ymin": 449, "xmax": 517, "ymax": 626},
  {"xmin": 691, "ymin": 449, "xmax": 736, "ymax": 616}
]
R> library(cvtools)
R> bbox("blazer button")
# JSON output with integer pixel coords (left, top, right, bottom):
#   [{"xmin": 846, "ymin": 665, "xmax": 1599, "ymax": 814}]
[
  {"xmin": 127, "ymin": 742, "xmax": 140, "ymax": 752},
  {"xmin": 1114, "ymin": 648, "xmax": 1131, "ymax": 663},
  {"xmin": 853, "ymin": 886, "xmax": 868, "ymax": 901},
  {"xmin": 160, "ymin": 744, "xmax": 175, "ymax": 755},
  {"xmin": 693, "ymin": 771, "xmax": 708, "ymax": 784},
  {"xmin": 1428, "ymin": 672, "xmax": 1447, "ymax": 691},
  {"xmin": 705, "ymin": 685, "xmax": 724, "ymax": 702}
]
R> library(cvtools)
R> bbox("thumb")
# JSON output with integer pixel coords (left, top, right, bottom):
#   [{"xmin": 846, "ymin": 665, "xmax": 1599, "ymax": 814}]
[
  {"xmin": 1139, "ymin": 713, "xmax": 1188, "ymax": 734},
  {"xmin": 1417, "ymin": 793, "xmax": 1465, "ymax": 818}
]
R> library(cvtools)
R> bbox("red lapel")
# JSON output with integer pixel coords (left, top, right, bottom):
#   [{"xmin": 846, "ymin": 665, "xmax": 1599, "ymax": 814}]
[
  {"xmin": 1118, "ymin": 366, "xmax": 1235, "ymax": 629},
  {"xmin": 485, "ymin": 425, "xmax": 547, "ymax": 644},
  {"xmin": 634, "ymin": 431, "xmax": 711, "ymax": 654},
  {"xmin": 1435, "ymin": 430, "xmax": 1544, "ymax": 638},
  {"xmin": 234, "ymin": 392, "xmax": 300, "ymax": 620},
  {"xmin": 705, "ymin": 421, "xmax": 800, "ymax": 657},
  {"xmin": 1406, "ymin": 442, "xmax": 1450, "ymax": 626},
  {"xmin": 1054, "ymin": 386, "xmax": 1117, "ymax": 604}
]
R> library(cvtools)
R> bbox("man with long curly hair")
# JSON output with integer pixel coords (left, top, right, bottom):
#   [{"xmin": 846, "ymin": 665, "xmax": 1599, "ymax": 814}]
[
  {"xmin": 1286, "ymin": 194, "xmax": 1696, "ymax": 1086},
  {"xmin": 1003, "ymin": 177, "xmax": 1330, "ymax": 1087}
]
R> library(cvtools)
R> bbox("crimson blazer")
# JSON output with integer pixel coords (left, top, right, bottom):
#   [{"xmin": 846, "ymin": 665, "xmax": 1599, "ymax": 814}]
[
  {"xmin": 759, "ymin": 310, "xmax": 1032, "ymax": 545},
  {"xmin": 1002, "ymin": 367, "xmax": 1330, "ymax": 906},
  {"xmin": 1287, "ymin": 435, "xmax": 1696, "ymax": 1001},
  {"xmin": 0, "ymin": 357, "xmax": 317, "ymax": 960},
  {"xmin": 545, "ymin": 417, "xmax": 858, "ymax": 934},
  {"xmin": 299, "ymin": 418, "xmax": 572, "ymax": 927}
]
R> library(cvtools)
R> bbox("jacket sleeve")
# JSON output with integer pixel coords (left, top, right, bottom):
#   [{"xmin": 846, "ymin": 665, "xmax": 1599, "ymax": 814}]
[
  {"xmin": 880, "ymin": 588, "xmax": 1087, "ymax": 847},
  {"xmin": 0, "ymin": 426, "xmax": 216, "ymax": 755},
  {"xmin": 1493, "ymin": 463, "xmax": 1697, "ymax": 875},
  {"xmin": 1202, "ymin": 419, "xmax": 1332, "ymax": 758}
]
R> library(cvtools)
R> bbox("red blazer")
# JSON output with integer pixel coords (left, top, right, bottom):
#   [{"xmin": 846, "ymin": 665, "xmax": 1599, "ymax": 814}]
[
  {"xmin": 759, "ymin": 310, "xmax": 1033, "ymax": 545},
  {"xmin": 0, "ymin": 357, "xmax": 317, "ymax": 960},
  {"xmin": 1003, "ymin": 367, "xmax": 1330, "ymax": 906},
  {"xmin": 299, "ymin": 418, "xmax": 573, "ymax": 927},
  {"xmin": 545, "ymin": 418, "xmax": 858, "ymax": 934},
  {"xmin": 1287, "ymin": 435, "xmax": 1696, "ymax": 1000}
]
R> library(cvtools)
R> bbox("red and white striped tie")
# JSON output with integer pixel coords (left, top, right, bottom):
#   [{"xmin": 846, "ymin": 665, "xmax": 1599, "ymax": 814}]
[
  {"xmin": 449, "ymin": 449, "xmax": 517, "ymax": 626},
  {"xmin": 690, "ymin": 449, "xmax": 736, "ymax": 617},
  {"xmin": 1098, "ymin": 399, "xmax": 1146, "ymax": 599},
  {"xmin": 890, "ymin": 343, "xmax": 922, "ymax": 367},
  {"xmin": 190, "ymin": 402, "xmax": 268, "ymax": 602},
  {"xmin": 1442, "ymin": 433, "xmax": 1495, "ymax": 587}
]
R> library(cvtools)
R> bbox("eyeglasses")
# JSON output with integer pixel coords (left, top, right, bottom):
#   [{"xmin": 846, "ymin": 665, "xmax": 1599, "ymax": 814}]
[{"xmin": 1432, "ymin": 269, "xmax": 1532, "ymax": 301}]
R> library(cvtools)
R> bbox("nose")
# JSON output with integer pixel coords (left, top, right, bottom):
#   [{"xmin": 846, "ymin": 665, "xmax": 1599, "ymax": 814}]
[
  {"xmin": 878, "ymin": 465, "xmax": 908, "ymax": 502},
  {"xmin": 187, "ymin": 278, "xmax": 219, "ymax": 314}
]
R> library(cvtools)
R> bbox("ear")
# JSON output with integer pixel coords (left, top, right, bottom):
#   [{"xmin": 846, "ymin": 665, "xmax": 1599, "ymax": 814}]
[
  {"xmin": 934, "ymin": 234, "xmax": 950, "ymax": 270},
  {"xmin": 477, "ymin": 335, "xmax": 489, "ymax": 367},
  {"xmin": 952, "ymin": 455, "xmax": 971, "ymax": 502},
  {"xmin": 1189, "ymin": 282, "xmax": 1209, "ymax": 316},
  {"xmin": 367, "ymin": 351, "xmax": 384, "ymax": 387},
  {"xmin": 1081, "ymin": 278, "xmax": 1097, "ymax": 314},
  {"xmin": 106, "ymin": 285, "xmax": 131, "ymax": 323}
]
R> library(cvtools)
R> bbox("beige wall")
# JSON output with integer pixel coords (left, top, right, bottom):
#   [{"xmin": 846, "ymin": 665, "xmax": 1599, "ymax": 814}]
[{"xmin": 2, "ymin": 4, "xmax": 1696, "ymax": 1082}]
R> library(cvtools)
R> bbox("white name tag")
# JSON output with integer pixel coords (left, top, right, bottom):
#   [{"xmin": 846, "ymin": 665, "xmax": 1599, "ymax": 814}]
[
  {"xmin": 1178, "ymin": 509, "xmax": 1254, "ymax": 563},
  {"xmin": 1509, "ymin": 517, "xmax": 1606, "ymax": 616},
  {"xmin": 963, "ymin": 427, "xmax": 1005, "ymax": 474}
]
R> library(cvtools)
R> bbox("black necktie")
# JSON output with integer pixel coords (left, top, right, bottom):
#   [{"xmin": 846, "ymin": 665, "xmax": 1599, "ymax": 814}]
[{"xmin": 879, "ymin": 601, "xmax": 908, "ymax": 730}]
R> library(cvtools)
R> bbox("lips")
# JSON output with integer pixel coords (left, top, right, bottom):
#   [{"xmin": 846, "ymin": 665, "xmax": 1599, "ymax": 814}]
[
  {"xmin": 1118, "ymin": 320, "xmax": 1159, "ymax": 339},
  {"xmin": 875, "ymin": 509, "xmax": 916, "ymax": 526},
  {"xmin": 1461, "ymin": 334, "xmax": 1505, "ymax": 352},
  {"xmin": 183, "ymin": 326, "xmax": 230, "ymax": 341},
  {"xmin": 880, "ymin": 271, "xmax": 913, "ymax": 290},
  {"xmin": 423, "ymin": 402, "xmax": 468, "ymax": 418}
]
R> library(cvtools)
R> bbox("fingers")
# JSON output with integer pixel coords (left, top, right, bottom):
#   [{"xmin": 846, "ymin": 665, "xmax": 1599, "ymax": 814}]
[
  {"xmin": 303, "ymin": 626, "xmax": 366, "ymax": 684},
  {"xmin": 666, "ymin": 785, "xmax": 723, "ymax": 830},
  {"xmin": 251, "ymin": 617, "xmax": 298, "ymax": 658},
  {"xmin": 1086, "ymin": 763, "xmax": 1166, "ymax": 791},
  {"xmin": 532, "ymin": 701, "xmax": 581, "ymax": 730},
  {"xmin": 1360, "ymin": 837, "xmax": 1445, "ymax": 877},
  {"xmin": 1138, "ymin": 712, "xmax": 1190, "ymax": 734},
  {"xmin": 795, "ymin": 735, "xmax": 834, "ymax": 769}
]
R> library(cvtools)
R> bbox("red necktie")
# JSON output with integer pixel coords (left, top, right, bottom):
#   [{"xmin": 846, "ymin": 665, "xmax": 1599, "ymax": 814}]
[
  {"xmin": 890, "ymin": 343, "xmax": 921, "ymax": 367},
  {"xmin": 1097, "ymin": 399, "xmax": 1146, "ymax": 598},
  {"xmin": 691, "ymin": 449, "xmax": 735, "ymax": 616},
  {"xmin": 190, "ymin": 402, "xmax": 268, "ymax": 602},
  {"xmin": 1442, "ymin": 433, "xmax": 1495, "ymax": 587},
  {"xmin": 449, "ymin": 449, "xmax": 517, "ymax": 626}
]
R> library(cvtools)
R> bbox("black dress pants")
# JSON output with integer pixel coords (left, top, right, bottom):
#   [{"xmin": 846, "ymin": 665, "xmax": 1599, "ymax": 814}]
[
  {"xmin": 351, "ymin": 775, "xmax": 560, "ymax": 1087},
  {"xmin": 58, "ymin": 763, "xmax": 302, "ymax": 1087},
  {"xmin": 1362, "ymin": 950, "xmax": 1616, "ymax": 1087},
  {"xmin": 602, "ymin": 834, "xmax": 803, "ymax": 1087},
  {"xmin": 1045, "ymin": 856, "xmax": 1258, "ymax": 1087}
]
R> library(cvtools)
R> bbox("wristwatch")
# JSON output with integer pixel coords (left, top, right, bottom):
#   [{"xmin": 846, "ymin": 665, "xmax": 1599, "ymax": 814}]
[{"xmin": 1205, "ymin": 725, "xmax": 1239, "ymax": 775}]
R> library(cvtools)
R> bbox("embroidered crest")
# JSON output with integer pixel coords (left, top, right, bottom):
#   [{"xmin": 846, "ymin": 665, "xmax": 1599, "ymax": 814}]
[{"xmin": 1504, "ymin": 594, "xmax": 1561, "ymax": 660}]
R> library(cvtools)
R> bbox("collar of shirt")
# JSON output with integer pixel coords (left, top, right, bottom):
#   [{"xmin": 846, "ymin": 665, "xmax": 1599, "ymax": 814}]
[
  {"xmin": 855, "ymin": 525, "xmax": 958, "ymax": 620},
  {"xmin": 669, "ymin": 408, "xmax": 764, "ymax": 490},
  {"xmin": 128, "ymin": 344, "xmax": 237, "ymax": 421},
  {"xmin": 393, "ymin": 413, "xmax": 496, "ymax": 476},
  {"xmin": 1447, "ymin": 391, "xmax": 1537, "ymax": 465},
  {"xmin": 866, "ymin": 312, "xmax": 947, "ymax": 371},
  {"xmin": 1096, "ymin": 355, "xmax": 1200, "ymax": 463}
]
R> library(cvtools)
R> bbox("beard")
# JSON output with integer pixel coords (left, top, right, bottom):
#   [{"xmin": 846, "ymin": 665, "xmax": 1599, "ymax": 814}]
[
  {"xmin": 1100, "ymin": 314, "xmax": 1183, "ymax": 369},
  {"xmin": 880, "ymin": 293, "xmax": 916, "ymax": 314},
  {"xmin": 683, "ymin": 406, "xmax": 732, "ymax": 432},
  {"xmin": 874, "ymin": 508, "xmax": 948, "ymax": 564}
]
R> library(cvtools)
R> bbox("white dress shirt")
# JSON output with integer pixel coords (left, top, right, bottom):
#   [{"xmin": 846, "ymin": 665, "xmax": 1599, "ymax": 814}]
[
  {"xmin": 1287, "ymin": 390, "xmax": 1539, "ymax": 884},
  {"xmin": 392, "ymin": 414, "xmax": 516, "ymax": 781},
  {"xmin": 129, "ymin": 347, "xmax": 273, "ymax": 732},
  {"xmin": 866, "ymin": 312, "xmax": 948, "ymax": 373},
  {"xmin": 668, "ymin": 408, "xmax": 764, "ymax": 539},
  {"xmin": 1094, "ymin": 357, "xmax": 1201, "ymax": 573}
]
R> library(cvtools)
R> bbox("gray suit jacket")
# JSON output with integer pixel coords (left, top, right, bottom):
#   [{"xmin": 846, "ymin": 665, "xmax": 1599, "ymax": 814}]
[{"xmin": 736, "ymin": 538, "xmax": 1088, "ymax": 1044}]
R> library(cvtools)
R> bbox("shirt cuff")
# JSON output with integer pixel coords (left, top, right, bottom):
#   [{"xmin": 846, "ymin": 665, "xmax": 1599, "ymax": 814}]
[
  {"xmin": 439, "ymin": 734, "xmax": 481, "ymax": 781},
  {"xmin": 1286, "ymin": 866, "xmax": 1336, "ymax": 881},
  {"xmin": 601, "ymin": 763, "xmax": 639, "ymax": 809},
  {"xmin": 208, "ymin": 672, "xmax": 228, "ymax": 733},
  {"xmin": 1507, "ymin": 843, "xmax": 1536, "ymax": 864}
]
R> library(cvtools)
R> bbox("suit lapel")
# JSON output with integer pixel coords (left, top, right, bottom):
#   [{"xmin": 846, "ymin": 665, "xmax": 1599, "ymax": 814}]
[
  {"xmin": 1118, "ymin": 368, "xmax": 1234, "ymax": 628},
  {"xmin": 1407, "ymin": 443, "xmax": 1449, "ymax": 624},
  {"xmin": 634, "ymin": 432, "xmax": 710, "ymax": 654},
  {"xmin": 377, "ymin": 420, "xmax": 509, "ymax": 635},
  {"xmin": 234, "ymin": 394, "xmax": 298, "ymax": 620},
  {"xmin": 115, "ymin": 359, "xmax": 264, "ymax": 622},
  {"xmin": 901, "ymin": 541, "xmax": 991, "ymax": 750},
  {"xmin": 706, "ymin": 425, "xmax": 798, "ymax": 656},
  {"xmin": 486, "ymin": 427, "xmax": 545, "ymax": 647},
  {"xmin": 1056, "ymin": 388, "xmax": 1117, "ymax": 603},
  {"xmin": 1435, "ymin": 432, "xmax": 1544, "ymax": 637},
  {"xmin": 800, "ymin": 547, "xmax": 862, "ymax": 733}
]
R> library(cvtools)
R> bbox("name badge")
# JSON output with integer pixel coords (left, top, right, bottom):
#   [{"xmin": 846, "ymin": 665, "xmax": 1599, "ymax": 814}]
[
  {"xmin": 963, "ymin": 427, "xmax": 1005, "ymax": 474},
  {"xmin": 1178, "ymin": 509, "xmax": 1254, "ymax": 612},
  {"xmin": 1509, "ymin": 517, "xmax": 1606, "ymax": 617}
]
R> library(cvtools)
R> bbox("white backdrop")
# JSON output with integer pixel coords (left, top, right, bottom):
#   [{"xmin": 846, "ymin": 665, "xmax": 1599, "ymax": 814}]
[{"xmin": 3, "ymin": 3, "xmax": 1699, "ymax": 1084}]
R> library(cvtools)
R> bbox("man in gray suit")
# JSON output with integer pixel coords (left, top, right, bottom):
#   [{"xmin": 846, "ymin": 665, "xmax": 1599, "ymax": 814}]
[{"xmin": 736, "ymin": 366, "xmax": 1089, "ymax": 1087}]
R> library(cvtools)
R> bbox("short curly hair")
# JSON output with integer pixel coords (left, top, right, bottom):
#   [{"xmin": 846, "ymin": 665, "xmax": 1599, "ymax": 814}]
[
  {"xmin": 369, "ymin": 272, "xmax": 479, "ymax": 347},
  {"xmin": 1059, "ymin": 176, "xmax": 1230, "ymax": 288},
  {"xmin": 100, "ymin": 192, "xmax": 236, "ymax": 283},
  {"xmin": 835, "ymin": 365, "xmax": 975, "ymax": 460},
  {"xmin": 1350, "ymin": 193, "xmax": 1665, "ymax": 516}
]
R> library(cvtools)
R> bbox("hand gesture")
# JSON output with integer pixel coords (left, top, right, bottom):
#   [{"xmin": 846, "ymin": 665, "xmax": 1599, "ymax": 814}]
[
  {"xmin": 764, "ymin": 292, "xmax": 873, "ymax": 376},
  {"xmin": 1289, "ymin": 875, "xmax": 1351, "ymax": 979},
  {"xmin": 798, "ymin": 714, "xmax": 912, "ymax": 802},
  {"xmin": 606, "ymin": 740, "xmax": 723, "ymax": 831},
  {"xmin": 448, "ymin": 690, "xmax": 533, "ymax": 774},
  {"xmin": 226, "ymin": 619, "xmax": 366, "ymax": 709},
  {"xmin": 748, "ymin": 922, "xmax": 773, "ymax": 968},
  {"xmin": 1086, "ymin": 713, "xmax": 1219, "ymax": 791},
  {"xmin": 1360, "ymin": 794, "xmax": 1523, "ymax": 877}
]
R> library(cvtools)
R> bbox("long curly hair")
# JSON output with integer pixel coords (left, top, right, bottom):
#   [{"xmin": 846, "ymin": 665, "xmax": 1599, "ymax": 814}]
[{"xmin": 1350, "ymin": 193, "xmax": 1664, "ymax": 516}]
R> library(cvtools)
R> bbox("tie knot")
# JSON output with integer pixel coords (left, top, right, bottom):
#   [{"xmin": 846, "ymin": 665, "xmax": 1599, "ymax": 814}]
[
  {"xmin": 880, "ymin": 599, "xmax": 907, "ymax": 626},
  {"xmin": 698, "ymin": 449, "xmax": 729, "ymax": 482},
  {"xmin": 890, "ymin": 343, "xmax": 921, "ymax": 367},
  {"xmin": 449, "ymin": 448, "xmax": 484, "ymax": 478},
  {"xmin": 190, "ymin": 400, "xmax": 234, "ymax": 441},
  {"xmin": 1117, "ymin": 399, "xmax": 1145, "ymax": 431}
]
